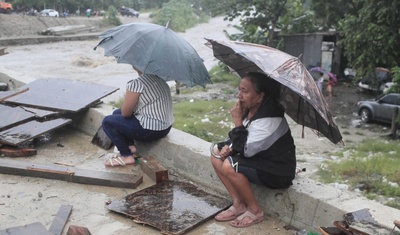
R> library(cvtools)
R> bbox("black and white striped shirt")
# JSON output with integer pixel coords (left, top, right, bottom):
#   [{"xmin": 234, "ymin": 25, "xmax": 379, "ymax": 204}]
[{"xmin": 126, "ymin": 74, "xmax": 174, "ymax": 131}]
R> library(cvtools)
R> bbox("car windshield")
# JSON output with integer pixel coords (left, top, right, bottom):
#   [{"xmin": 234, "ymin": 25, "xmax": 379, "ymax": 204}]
[{"xmin": 373, "ymin": 94, "xmax": 386, "ymax": 101}]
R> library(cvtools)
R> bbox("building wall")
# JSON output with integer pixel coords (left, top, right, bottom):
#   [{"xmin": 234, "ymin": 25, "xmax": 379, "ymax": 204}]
[{"xmin": 282, "ymin": 33, "xmax": 340, "ymax": 76}]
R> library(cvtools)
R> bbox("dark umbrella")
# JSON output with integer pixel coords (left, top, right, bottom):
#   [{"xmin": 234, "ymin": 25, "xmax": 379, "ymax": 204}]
[
  {"xmin": 206, "ymin": 39, "xmax": 342, "ymax": 144},
  {"xmin": 94, "ymin": 22, "xmax": 211, "ymax": 88}
]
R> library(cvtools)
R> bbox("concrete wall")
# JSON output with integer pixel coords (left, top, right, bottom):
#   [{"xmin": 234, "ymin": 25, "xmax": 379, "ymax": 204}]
[{"xmin": 1, "ymin": 72, "xmax": 400, "ymax": 233}]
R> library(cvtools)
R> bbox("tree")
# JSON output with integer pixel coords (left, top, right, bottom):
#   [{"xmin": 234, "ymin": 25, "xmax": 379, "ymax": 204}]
[
  {"xmin": 152, "ymin": 0, "xmax": 208, "ymax": 32},
  {"xmin": 222, "ymin": 0, "xmax": 289, "ymax": 46},
  {"xmin": 279, "ymin": 0, "xmax": 318, "ymax": 34},
  {"xmin": 338, "ymin": 0, "xmax": 400, "ymax": 79},
  {"xmin": 310, "ymin": 0, "xmax": 361, "ymax": 31}
]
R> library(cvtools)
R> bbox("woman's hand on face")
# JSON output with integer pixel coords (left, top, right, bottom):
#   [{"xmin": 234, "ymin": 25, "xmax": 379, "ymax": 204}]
[{"xmin": 230, "ymin": 101, "xmax": 243, "ymax": 126}]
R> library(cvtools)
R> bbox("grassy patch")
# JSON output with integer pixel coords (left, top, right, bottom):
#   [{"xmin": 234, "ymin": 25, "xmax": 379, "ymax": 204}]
[
  {"xmin": 318, "ymin": 138, "xmax": 400, "ymax": 209},
  {"xmin": 178, "ymin": 86, "xmax": 208, "ymax": 95},
  {"xmin": 209, "ymin": 63, "xmax": 241, "ymax": 87},
  {"xmin": 173, "ymin": 99, "xmax": 235, "ymax": 142},
  {"xmin": 342, "ymin": 130, "xmax": 351, "ymax": 135}
]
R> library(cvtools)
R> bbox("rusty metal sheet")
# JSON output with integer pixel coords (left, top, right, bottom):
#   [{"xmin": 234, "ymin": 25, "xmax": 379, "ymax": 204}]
[
  {"xmin": 0, "ymin": 118, "xmax": 71, "ymax": 146},
  {"xmin": 3, "ymin": 78, "xmax": 118, "ymax": 112},
  {"xmin": 106, "ymin": 180, "xmax": 231, "ymax": 235},
  {"xmin": 0, "ymin": 103, "xmax": 35, "ymax": 130}
]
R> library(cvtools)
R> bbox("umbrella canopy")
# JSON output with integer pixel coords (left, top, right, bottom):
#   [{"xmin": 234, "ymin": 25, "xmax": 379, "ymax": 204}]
[
  {"xmin": 94, "ymin": 22, "xmax": 211, "ymax": 88},
  {"xmin": 309, "ymin": 66, "xmax": 337, "ymax": 84},
  {"xmin": 206, "ymin": 39, "xmax": 342, "ymax": 144}
]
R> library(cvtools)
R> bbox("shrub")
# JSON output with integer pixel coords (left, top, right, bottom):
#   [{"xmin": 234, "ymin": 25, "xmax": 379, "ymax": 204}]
[
  {"xmin": 103, "ymin": 6, "xmax": 122, "ymax": 26},
  {"xmin": 151, "ymin": 0, "xmax": 209, "ymax": 32}
]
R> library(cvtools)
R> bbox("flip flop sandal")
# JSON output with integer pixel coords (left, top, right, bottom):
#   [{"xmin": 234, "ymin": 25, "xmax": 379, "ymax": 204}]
[
  {"xmin": 215, "ymin": 206, "xmax": 245, "ymax": 222},
  {"xmin": 229, "ymin": 210, "xmax": 265, "ymax": 228},
  {"xmin": 106, "ymin": 156, "xmax": 126, "ymax": 167}
]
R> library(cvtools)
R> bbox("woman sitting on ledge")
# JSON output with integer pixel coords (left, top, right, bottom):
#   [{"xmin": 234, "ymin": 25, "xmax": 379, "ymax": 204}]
[
  {"xmin": 102, "ymin": 65, "xmax": 174, "ymax": 167},
  {"xmin": 210, "ymin": 72, "xmax": 296, "ymax": 228}
]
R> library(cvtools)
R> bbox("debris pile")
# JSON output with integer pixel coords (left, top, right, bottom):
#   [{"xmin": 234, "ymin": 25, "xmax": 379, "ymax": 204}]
[{"xmin": 319, "ymin": 208, "xmax": 400, "ymax": 235}]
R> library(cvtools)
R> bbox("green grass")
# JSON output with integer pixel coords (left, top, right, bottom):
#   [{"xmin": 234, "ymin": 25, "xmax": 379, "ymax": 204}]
[
  {"xmin": 172, "ymin": 64, "xmax": 239, "ymax": 142},
  {"xmin": 209, "ymin": 63, "xmax": 241, "ymax": 87},
  {"xmin": 318, "ymin": 138, "xmax": 400, "ymax": 208},
  {"xmin": 173, "ymin": 99, "xmax": 235, "ymax": 142}
]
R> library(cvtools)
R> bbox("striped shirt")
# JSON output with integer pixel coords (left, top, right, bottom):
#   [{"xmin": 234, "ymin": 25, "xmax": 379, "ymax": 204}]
[{"xmin": 126, "ymin": 74, "xmax": 174, "ymax": 131}]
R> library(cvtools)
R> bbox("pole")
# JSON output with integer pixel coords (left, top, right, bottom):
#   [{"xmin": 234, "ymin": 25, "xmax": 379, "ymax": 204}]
[{"xmin": 390, "ymin": 107, "xmax": 399, "ymax": 139}]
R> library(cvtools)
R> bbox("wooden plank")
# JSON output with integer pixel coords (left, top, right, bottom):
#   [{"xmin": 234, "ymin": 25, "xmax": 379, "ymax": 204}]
[
  {"xmin": 66, "ymin": 225, "xmax": 92, "ymax": 235},
  {"xmin": 4, "ymin": 78, "xmax": 118, "ymax": 112},
  {"xmin": 21, "ymin": 106, "xmax": 58, "ymax": 118},
  {"xmin": 0, "ymin": 222, "xmax": 52, "ymax": 235},
  {"xmin": 0, "ymin": 88, "xmax": 29, "ymax": 102},
  {"xmin": 319, "ymin": 227, "xmax": 347, "ymax": 235},
  {"xmin": 0, "ymin": 158, "xmax": 143, "ymax": 189},
  {"xmin": 140, "ymin": 156, "xmax": 168, "ymax": 183},
  {"xmin": 49, "ymin": 205, "xmax": 73, "ymax": 235},
  {"xmin": 0, "ymin": 118, "xmax": 71, "ymax": 146},
  {"xmin": 91, "ymin": 126, "xmax": 113, "ymax": 150},
  {"xmin": 0, "ymin": 104, "xmax": 35, "ymax": 131},
  {"xmin": 0, "ymin": 146, "xmax": 37, "ymax": 157}
]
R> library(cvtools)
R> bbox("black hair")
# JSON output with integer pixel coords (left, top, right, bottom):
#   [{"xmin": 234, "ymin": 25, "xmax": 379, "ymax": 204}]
[{"xmin": 245, "ymin": 72, "xmax": 280, "ymax": 101}]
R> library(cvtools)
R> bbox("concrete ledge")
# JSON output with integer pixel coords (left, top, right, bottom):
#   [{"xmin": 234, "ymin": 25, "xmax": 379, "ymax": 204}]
[
  {"xmin": 85, "ymin": 105, "xmax": 400, "ymax": 233},
  {"xmin": 1, "ymin": 73, "xmax": 399, "ymax": 233}
]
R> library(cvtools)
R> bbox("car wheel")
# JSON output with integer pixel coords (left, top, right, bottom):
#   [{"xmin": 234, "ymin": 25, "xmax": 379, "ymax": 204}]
[{"xmin": 360, "ymin": 108, "xmax": 372, "ymax": 123}]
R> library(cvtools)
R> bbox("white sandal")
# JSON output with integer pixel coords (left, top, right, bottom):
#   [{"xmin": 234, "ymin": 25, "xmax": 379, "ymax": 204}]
[{"xmin": 106, "ymin": 155, "xmax": 126, "ymax": 167}]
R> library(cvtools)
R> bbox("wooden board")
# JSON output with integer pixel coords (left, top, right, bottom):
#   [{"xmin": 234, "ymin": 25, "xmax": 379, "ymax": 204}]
[
  {"xmin": 0, "ymin": 146, "xmax": 37, "ymax": 157},
  {"xmin": 49, "ymin": 205, "xmax": 73, "ymax": 235},
  {"xmin": 0, "ymin": 158, "xmax": 143, "ymax": 189},
  {"xmin": 0, "ymin": 104, "xmax": 35, "ymax": 130},
  {"xmin": 106, "ymin": 181, "xmax": 231, "ymax": 235},
  {"xmin": 66, "ymin": 225, "xmax": 92, "ymax": 235},
  {"xmin": 91, "ymin": 125, "xmax": 113, "ymax": 150},
  {"xmin": 21, "ymin": 106, "xmax": 58, "ymax": 118},
  {"xmin": 3, "ymin": 78, "xmax": 118, "ymax": 112},
  {"xmin": 140, "ymin": 156, "xmax": 168, "ymax": 183},
  {"xmin": 0, "ymin": 222, "xmax": 52, "ymax": 235},
  {"xmin": 0, "ymin": 118, "xmax": 71, "ymax": 146},
  {"xmin": 319, "ymin": 227, "xmax": 347, "ymax": 235}
]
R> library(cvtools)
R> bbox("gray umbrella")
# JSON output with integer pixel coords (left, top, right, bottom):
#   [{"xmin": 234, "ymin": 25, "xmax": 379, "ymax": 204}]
[{"xmin": 94, "ymin": 22, "xmax": 211, "ymax": 88}]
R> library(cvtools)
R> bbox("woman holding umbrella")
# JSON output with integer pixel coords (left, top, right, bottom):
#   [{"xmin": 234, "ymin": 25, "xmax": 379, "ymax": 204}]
[
  {"xmin": 210, "ymin": 72, "xmax": 296, "ymax": 228},
  {"xmin": 102, "ymin": 66, "xmax": 174, "ymax": 166}
]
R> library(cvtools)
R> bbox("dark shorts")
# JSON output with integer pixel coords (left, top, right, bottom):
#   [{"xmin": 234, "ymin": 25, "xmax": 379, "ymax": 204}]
[{"xmin": 227, "ymin": 156, "xmax": 293, "ymax": 189}]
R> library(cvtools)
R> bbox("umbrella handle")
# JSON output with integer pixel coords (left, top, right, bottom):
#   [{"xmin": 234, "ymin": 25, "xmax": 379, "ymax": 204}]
[{"xmin": 93, "ymin": 36, "xmax": 113, "ymax": 51}]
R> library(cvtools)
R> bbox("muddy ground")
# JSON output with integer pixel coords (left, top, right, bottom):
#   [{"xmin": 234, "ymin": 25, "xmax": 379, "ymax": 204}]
[{"xmin": 0, "ymin": 12, "xmax": 395, "ymax": 235}]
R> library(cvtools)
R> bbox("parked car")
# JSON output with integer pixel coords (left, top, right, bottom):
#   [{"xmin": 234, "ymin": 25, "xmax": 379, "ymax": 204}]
[
  {"xmin": 119, "ymin": 7, "xmax": 139, "ymax": 17},
  {"xmin": 357, "ymin": 67, "xmax": 393, "ymax": 94},
  {"xmin": 356, "ymin": 93, "xmax": 400, "ymax": 123},
  {"xmin": 40, "ymin": 9, "xmax": 59, "ymax": 17}
]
